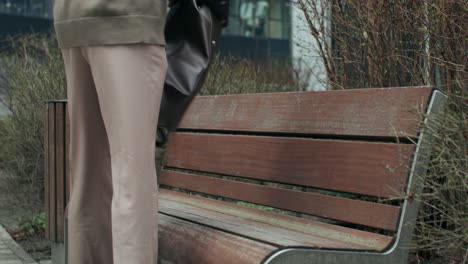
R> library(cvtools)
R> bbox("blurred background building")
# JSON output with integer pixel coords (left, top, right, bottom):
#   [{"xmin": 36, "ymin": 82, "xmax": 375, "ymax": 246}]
[
  {"xmin": 0, "ymin": 0, "xmax": 52, "ymax": 18},
  {"xmin": 0, "ymin": 0, "xmax": 52, "ymax": 38},
  {"xmin": 0, "ymin": 0, "xmax": 327, "ymax": 90},
  {"xmin": 223, "ymin": 0, "xmax": 291, "ymax": 60},
  {"xmin": 0, "ymin": 0, "xmax": 291, "ymax": 59}
]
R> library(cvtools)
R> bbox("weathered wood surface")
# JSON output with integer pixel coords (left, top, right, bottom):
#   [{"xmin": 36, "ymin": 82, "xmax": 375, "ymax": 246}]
[
  {"xmin": 44, "ymin": 105, "xmax": 50, "ymax": 241},
  {"xmin": 159, "ymin": 190, "xmax": 393, "ymax": 250},
  {"xmin": 158, "ymin": 213, "xmax": 276, "ymax": 264},
  {"xmin": 164, "ymin": 133, "xmax": 414, "ymax": 198},
  {"xmin": 44, "ymin": 88, "xmax": 441, "ymax": 264},
  {"xmin": 47, "ymin": 104, "xmax": 56, "ymax": 241},
  {"xmin": 65, "ymin": 105, "xmax": 70, "ymax": 206},
  {"xmin": 160, "ymin": 171, "xmax": 400, "ymax": 231},
  {"xmin": 162, "ymin": 198, "xmax": 383, "ymax": 249},
  {"xmin": 55, "ymin": 103, "xmax": 65, "ymax": 241},
  {"xmin": 178, "ymin": 87, "xmax": 432, "ymax": 138},
  {"xmin": 44, "ymin": 102, "xmax": 68, "ymax": 243}
]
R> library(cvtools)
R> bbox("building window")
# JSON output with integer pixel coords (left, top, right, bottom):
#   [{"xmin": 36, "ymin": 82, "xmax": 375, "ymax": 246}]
[
  {"xmin": 0, "ymin": 0, "xmax": 52, "ymax": 18},
  {"xmin": 225, "ymin": 0, "xmax": 291, "ymax": 39}
]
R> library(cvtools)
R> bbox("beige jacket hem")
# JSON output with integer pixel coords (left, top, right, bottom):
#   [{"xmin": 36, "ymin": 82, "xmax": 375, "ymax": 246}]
[{"xmin": 54, "ymin": 15, "xmax": 166, "ymax": 48}]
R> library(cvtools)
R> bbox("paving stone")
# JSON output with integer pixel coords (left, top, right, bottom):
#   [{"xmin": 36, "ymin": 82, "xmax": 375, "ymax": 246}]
[
  {"xmin": 0, "ymin": 225, "xmax": 36, "ymax": 264},
  {"xmin": 0, "ymin": 249, "xmax": 13, "ymax": 254},
  {"xmin": 0, "ymin": 254, "xmax": 20, "ymax": 261},
  {"xmin": 0, "ymin": 260, "xmax": 23, "ymax": 264}
]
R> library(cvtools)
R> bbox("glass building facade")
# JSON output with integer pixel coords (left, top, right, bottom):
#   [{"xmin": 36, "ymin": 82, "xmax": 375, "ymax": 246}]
[
  {"xmin": 225, "ymin": 0, "xmax": 291, "ymax": 40},
  {"xmin": 0, "ymin": 0, "xmax": 291, "ymax": 40},
  {"xmin": 0, "ymin": 0, "xmax": 52, "ymax": 18},
  {"xmin": 0, "ymin": 0, "xmax": 291, "ymax": 59}
]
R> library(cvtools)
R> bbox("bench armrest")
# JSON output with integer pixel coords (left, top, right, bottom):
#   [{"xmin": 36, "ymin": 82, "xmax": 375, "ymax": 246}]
[{"xmin": 263, "ymin": 247, "xmax": 404, "ymax": 264}]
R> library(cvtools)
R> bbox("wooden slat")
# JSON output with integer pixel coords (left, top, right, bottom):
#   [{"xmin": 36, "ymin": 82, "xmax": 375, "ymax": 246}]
[
  {"xmin": 161, "ymin": 198, "xmax": 381, "ymax": 249},
  {"xmin": 160, "ymin": 171, "xmax": 401, "ymax": 231},
  {"xmin": 47, "ymin": 103, "xmax": 56, "ymax": 242},
  {"xmin": 165, "ymin": 133, "xmax": 414, "ymax": 198},
  {"xmin": 160, "ymin": 190, "xmax": 393, "ymax": 250},
  {"xmin": 179, "ymin": 87, "xmax": 432, "ymax": 138},
  {"xmin": 159, "ymin": 189, "xmax": 392, "ymax": 250},
  {"xmin": 44, "ymin": 104, "xmax": 50, "ymax": 240},
  {"xmin": 158, "ymin": 214, "xmax": 276, "ymax": 264},
  {"xmin": 65, "ymin": 103, "xmax": 70, "ymax": 207},
  {"xmin": 55, "ymin": 103, "xmax": 65, "ymax": 242}
]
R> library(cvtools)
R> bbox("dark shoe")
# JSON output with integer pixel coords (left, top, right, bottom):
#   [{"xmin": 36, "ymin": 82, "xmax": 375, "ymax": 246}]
[{"xmin": 156, "ymin": 126, "xmax": 170, "ymax": 148}]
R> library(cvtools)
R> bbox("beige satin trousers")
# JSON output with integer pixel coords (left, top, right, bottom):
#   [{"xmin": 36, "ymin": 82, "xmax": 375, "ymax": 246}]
[{"xmin": 61, "ymin": 44, "xmax": 167, "ymax": 264}]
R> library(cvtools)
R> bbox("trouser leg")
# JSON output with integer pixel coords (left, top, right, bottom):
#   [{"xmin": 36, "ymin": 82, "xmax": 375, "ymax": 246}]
[
  {"xmin": 62, "ymin": 47, "xmax": 114, "ymax": 264},
  {"xmin": 62, "ymin": 44, "xmax": 167, "ymax": 264},
  {"xmin": 84, "ymin": 44, "xmax": 167, "ymax": 264}
]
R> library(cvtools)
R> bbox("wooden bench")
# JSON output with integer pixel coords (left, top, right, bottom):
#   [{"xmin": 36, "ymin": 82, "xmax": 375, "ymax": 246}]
[
  {"xmin": 44, "ymin": 100, "xmax": 68, "ymax": 263},
  {"xmin": 44, "ymin": 86, "xmax": 446, "ymax": 264}
]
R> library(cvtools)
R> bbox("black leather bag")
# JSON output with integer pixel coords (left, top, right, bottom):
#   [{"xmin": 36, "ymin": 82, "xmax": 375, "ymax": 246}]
[{"xmin": 157, "ymin": 0, "xmax": 227, "ymax": 147}]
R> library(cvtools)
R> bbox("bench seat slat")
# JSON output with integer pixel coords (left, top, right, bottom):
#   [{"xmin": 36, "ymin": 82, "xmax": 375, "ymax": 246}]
[
  {"xmin": 160, "ymin": 171, "xmax": 400, "ymax": 231},
  {"xmin": 158, "ymin": 214, "xmax": 275, "ymax": 264},
  {"xmin": 160, "ymin": 190, "xmax": 394, "ymax": 251},
  {"xmin": 162, "ymin": 199, "xmax": 378, "ymax": 249},
  {"xmin": 165, "ymin": 133, "xmax": 414, "ymax": 198},
  {"xmin": 179, "ymin": 87, "xmax": 432, "ymax": 138}
]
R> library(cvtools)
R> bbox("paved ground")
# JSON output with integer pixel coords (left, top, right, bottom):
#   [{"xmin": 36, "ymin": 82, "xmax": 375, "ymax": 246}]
[{"xmin": 0, "ymin": 225, "xmax": 36, "ymax": 264}]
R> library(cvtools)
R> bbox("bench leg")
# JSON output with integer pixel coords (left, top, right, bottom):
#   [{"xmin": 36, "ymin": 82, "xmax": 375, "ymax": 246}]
[
  {"xmin": 52, "ymin": 218, "xmax": 67, "ymax": 264},
  {"xmin": 51, "ymin": 242, "xmax": 66, "ymax": 264}
]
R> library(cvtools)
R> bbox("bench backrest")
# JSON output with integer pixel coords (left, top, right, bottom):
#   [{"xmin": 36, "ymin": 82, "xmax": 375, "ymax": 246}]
[{"xmin": 160, "ymin": 87, "xmax": 435, "ymax": 233}]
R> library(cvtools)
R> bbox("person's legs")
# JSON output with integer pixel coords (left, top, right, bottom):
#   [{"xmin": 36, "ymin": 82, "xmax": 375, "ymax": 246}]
[
  {"xmin": 63, "ymin": 44, "xmax": 166, "ymax": 264},
  {"xmin": 83, "ymin": 44, "xmax": 167, "ymax": 264},
  {"xmin": 62, "ymin": 48, "xmax": 114, "ymax": 264}
]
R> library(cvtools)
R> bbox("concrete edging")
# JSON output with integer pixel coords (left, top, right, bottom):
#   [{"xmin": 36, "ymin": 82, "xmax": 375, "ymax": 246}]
[{"xmin": 0, "ymin": 225, "xmax": 37, "ymax": 264}]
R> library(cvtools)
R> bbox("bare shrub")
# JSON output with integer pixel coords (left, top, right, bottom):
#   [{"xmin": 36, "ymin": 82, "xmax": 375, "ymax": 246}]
[
  {"xmin": 0, "ymin": 34, "xmax": 299, "ymax": 209},
  {"xmin": 202, "ymin": 56, "xmax": 300, "ymax": 95},
  {"xmin": 0, "ymin": 34, "xmax": 65, "ymax": 207},
  {"xmin": 295, "ymin": 0, "xmax": 467, "ymax": 262},
  {"xmin": 295, "ymin": 0, "xmax": 466, "ymax": 92},
  {"xmin": 414, "ymin": 98, "xmax": 467, "ymax": 263}
]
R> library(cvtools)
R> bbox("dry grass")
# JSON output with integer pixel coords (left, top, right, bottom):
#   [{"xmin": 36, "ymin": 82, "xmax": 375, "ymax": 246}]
[
  {"xmin": 295, "ymin": 0, "xmax": 467, "ymax": 262},
  {"xmin": 412, "ymin": 98, "xmax": 467, "ymax": 263},
  {"xmin": 0, "ymin": 34, "xmax": 65, "ymax": 209},
  {"xmin": 202, "ymin": 56, "xmax": 299, "ymax": 95}
]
